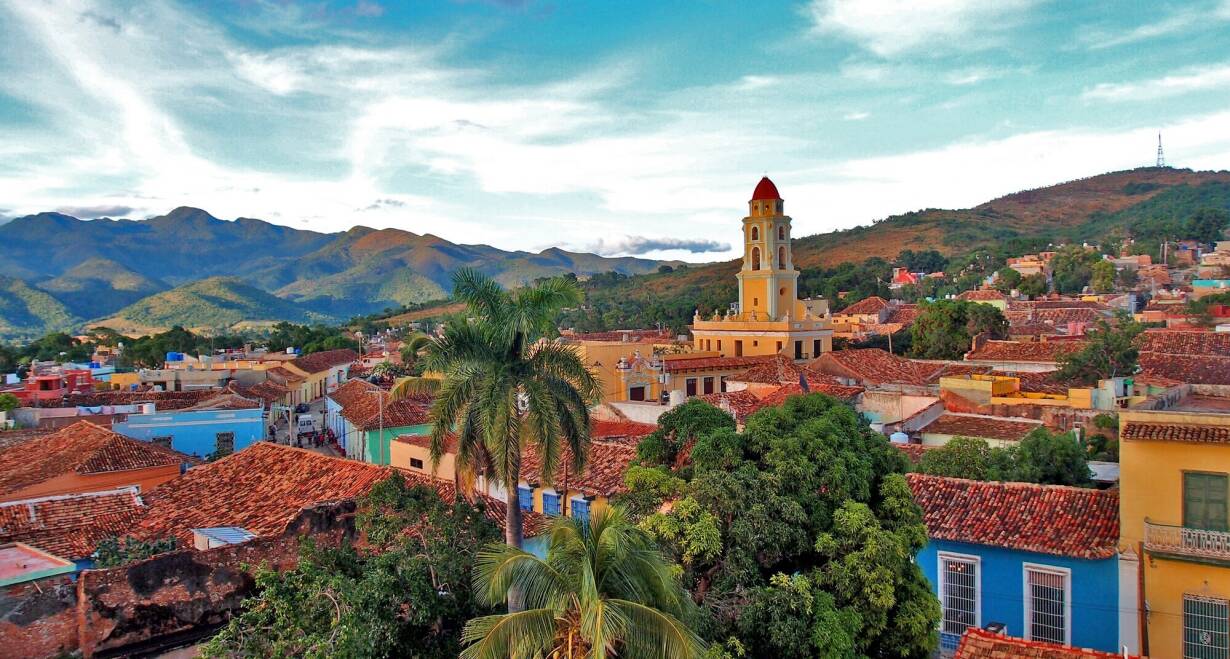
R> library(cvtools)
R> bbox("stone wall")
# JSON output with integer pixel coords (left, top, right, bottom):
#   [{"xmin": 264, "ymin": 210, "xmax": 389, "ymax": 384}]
[{"xmin": 0, "ymin": 500, "xmax": 358, "ymax": 659}]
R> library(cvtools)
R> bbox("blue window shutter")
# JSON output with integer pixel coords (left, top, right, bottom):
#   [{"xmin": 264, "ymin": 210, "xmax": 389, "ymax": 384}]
[
  {"xmin": 543, "ymin": 492, "xmax": 561, "ymax": 516},
  {"xmin": 517, "ymin": 487, "xmax": 533, "ymax": 511},
  {"xmin": 572, "ymin": 498, "xmax": 589, "ymax": 524}
]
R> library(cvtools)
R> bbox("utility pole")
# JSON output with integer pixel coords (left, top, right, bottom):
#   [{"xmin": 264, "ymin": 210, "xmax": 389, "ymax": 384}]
[{"xmin": 1156, "ymin": 132, "xmax": 1165, "ymax": 167}]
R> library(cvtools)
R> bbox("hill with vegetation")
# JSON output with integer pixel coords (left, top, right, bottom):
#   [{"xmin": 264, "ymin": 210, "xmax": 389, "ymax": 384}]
[
  {"xmin": 96, "ymin": 277, "xmax": 334, "ymax": 335},
  {"xmin": 0, "ymin": 276, "xmax": 79, "ymax": 341},
  {"xmin": 34, "ymin": 258, "xmax": 168, "ymax": 321},
  {"xmin": 383, "ymin": 167, "xmax": 1230, "ymax": 333}
]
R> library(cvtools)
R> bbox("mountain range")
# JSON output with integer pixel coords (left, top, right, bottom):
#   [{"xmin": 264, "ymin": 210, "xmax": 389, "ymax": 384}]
[{"xmin": 0, "ymin": 208, "xmax": 677, "ymax": 340}]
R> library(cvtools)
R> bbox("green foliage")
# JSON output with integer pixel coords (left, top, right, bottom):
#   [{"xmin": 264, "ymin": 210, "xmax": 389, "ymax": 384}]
[
  {"xmin": 908, "ymin": 299, "xmax": 1008, "ymax": 360},
  {"xmin": 631, "ymin": 394, "xmax": 937, "ymax": 658},
  {"xmin": 896, "ymin": 249, "xmax": 948, "ymax": 273},
  {"xmin": 264, "ymin": 321, "xmax": 357, "ymax": 355},
  {"xmin": 915, "ymin": 437, "xmax": 1014, "ymax": 481},
  {"xmin": 1185, "ymin": 208, "xmax": 1230, "ymax": 244},
  {"xmin": 1090, "ymin": 260, "xmax": 1116, "ymax": 294},
  {"xmin": 109, "ymin": 276, "xmax": 335, "ymax": 330},
  {"xmin": 1018, "ymin": 273, "xmax": 1048, "ymax": 298},
  {"xmin": 94, "ymin": 535, "xmax": 178, "ymax": 568},
  {"xmin": 20, "ymin": 332, "xmax": 93, "ymax": 363},
  {"xmin": 119, "ymin": 326, "xmax": 246, "ymax": 369},
  {"xmin": 619, "ymin": 465, "xmax": 688, "ymax": 518},
  {"xmin": 1050, "ymin": 245, "xmax": 1101, "ymax": 295},
  {"xmin": 203, "ymin": 475, "xmax": 499, "ymax": 659},
  {"xmin": 0, "ymin": 392, "xmax": 18, "ymax": 413},
  {"xmin": 460, "ymin": 507, "xmax": 706, "ymax": 659},
  {"xmin": 993, "ymin": 267, "xmax": 1021, "ymax": 293},
  {"xmin": 636, "ymin": 398, "xmax": 737, "ymax": 468},
  {"xmin": 1056, "ymin": 311, "xmax": 1144, "ymax": 385},
  {"xmin": 915, "ymin": 432, "xmax": 1093, "ymax": 487},
  {"xmin": 0, "ymin": 276, "xmax": 79, "ymax": 342}
]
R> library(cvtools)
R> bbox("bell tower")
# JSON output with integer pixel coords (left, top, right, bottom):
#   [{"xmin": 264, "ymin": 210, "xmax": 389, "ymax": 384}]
[{"xmin": 737, "ymin": 176, "xmax": 798, "ymax": 321}]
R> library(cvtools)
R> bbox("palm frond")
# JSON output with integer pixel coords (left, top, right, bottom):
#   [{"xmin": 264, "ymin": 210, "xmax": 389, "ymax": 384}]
[
  {"xmin": 472, "ymin": 543, "xmax": 571, "ymax": 610},
  {"xmin": 388, "ymin": 376, "xmax": 440, "ymax": 401},
  {"xmin": 459, "ymin": 609, "xmax": 559, "ymax": 659},
  {"xmin": 607, "ymin": 599, "xmax": 708, "ymax": 659}
]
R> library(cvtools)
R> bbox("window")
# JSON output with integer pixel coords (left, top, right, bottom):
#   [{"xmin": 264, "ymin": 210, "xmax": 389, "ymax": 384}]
[
  {"xmin": 572, "ymin": 498, "xmax": 590, "ymax": 525},
  {"xmin": 751, "ymin": 226, "xmax": 759, "ymax": 240},
  {"xmin": 686, "ymin": 378, "xmax": 697, "ymax": 397},
  {"xmin": 409, "ymin": 457, "xmax": 424, "ymax": 470},
  {"xmin": 543, "ymin": 492, "xmax": 561, "ymax": 516},
  {"xmin": 703, "ymin": 377, "xmax": 715, "ymax": 395},
  {"xmin": 215, "ymin": 432, "xmax": 235, "ymax": 456},
  {"xmin": 1024, "ymin": 565, "xmax": 1070, "ymax": 645},
  {"xmin": 1185, "ymin": 472, "xmax": 1229, "ymax": 531},
  {"xmin": 778, "ymin": 246, "xmax": 786, "ymax": 269},
  {"xmin": 717, "ymin": 340, "xmax": 722, "ymax": 351},
  {"xmin": 1185, "ymin": 595, "xmax": 1229, "ymax": 659},
  {"xmin": 813, "ymin": 339, "xmax": 822, "ymax": 357},
  {"xmin": 939, "ymin": 554, "xmax": 979, "ymax": 636},
  {"xmin": 778, "ymin": 225, "xmax": 785, "ymax": 240},
  {"xmin": 152, "ymin": 436, "xmax": 173, "ymax": 449},
  {"xmin": 751, "ymin": 247, "xmax": 761, "ymax": 270},
  {"xmin": 795, "ymin": 341, "xmax": 803, "ymax": 359},
  {"xmin": 518, "ymin": 486, "xmax": 533, "ymax": 512},
  {"xmin": 776, "ymin": 341, "xmax": 783, "ymax": 352},
  {"xmin": 734, "ymin": 340, "xmax": 743, "ymax": 357}
]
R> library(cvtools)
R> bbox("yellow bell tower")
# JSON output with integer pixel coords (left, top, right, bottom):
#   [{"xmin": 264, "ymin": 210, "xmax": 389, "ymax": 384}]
[{"xmin": 737, "ymin": 177, "xmax": 798, "ymax": 321}]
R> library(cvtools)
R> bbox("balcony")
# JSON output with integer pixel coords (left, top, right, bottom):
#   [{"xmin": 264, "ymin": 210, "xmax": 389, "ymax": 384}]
[{"xmin": 1144, "ymin": 519, "xmax": 1230, "ymax": 565}]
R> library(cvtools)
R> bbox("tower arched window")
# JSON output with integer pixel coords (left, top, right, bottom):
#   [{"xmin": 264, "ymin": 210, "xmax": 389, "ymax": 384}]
[
  {"xmin": 778, "ymin": 226, "xmax": 785, "ymax": 240},
  {"xmin": 751, "ymin": 247, "xmax": 761, "ymax": 271},
  {"xmin": 751, "ymin": 226, "xmax": 759, "ymax": 241},
  {"xmin": 778, "ymin": 246, "xmax": 786, "ymax": 269}
]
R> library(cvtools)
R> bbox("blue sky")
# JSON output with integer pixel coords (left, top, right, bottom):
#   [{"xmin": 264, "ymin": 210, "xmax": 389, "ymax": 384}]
[{"xmin": 2, "ymin": 1, "xmax": 1230, "ymax": 261}]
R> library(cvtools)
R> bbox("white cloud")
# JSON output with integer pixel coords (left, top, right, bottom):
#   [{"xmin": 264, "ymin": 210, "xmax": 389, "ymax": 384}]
[
  {"xmin": 1085, "ymin": 2, "xmax": 1230, "ymax": 49},
  {"xmin": 843, "ymin": 111, "xmax": 870, "ymax": 121},
  {"xmin": 1083, "ymin": 63, "xmax": 1230, "ymax": 101},
  {"xmin": 807, "ymin": 0, "xmax": 1035, "ymax": 57}
]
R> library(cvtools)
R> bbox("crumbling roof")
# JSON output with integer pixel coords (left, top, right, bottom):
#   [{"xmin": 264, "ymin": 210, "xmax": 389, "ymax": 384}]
[
  {"xmin": 289, "ymin": 348, "xmax": 359, "ymax": 375},
  {"xmin": 133, "ymin": 442, "xmax": 391, "ymax": 545},
  {"xmin": 906, "ymin": 474, "xmax": 1119, "ymax": 559},
  {"xmin": 920, "ymin": 414, "xmax": 1041, "ymax": 441},
  {"xmin": 1122, "ymin": 421, "xmax": 1230, "ymax": 444},
  {"xmin": 0, "ymin": 488, "xmax": 145, "ymax": 560},
  {"xmin": 955, "ymin": 628, "xmax": 1136, "ymax": 659},
  {"xmin": 0, "ymin": 421, "xmax": 195, "ymax": 498},
  {"xmin": 966, "ymin": 340, "xmax": 1086, "ymax": 364},
  {"xmin": 590, "ymin": 419, "xmax": 658, "ymax": 445}
]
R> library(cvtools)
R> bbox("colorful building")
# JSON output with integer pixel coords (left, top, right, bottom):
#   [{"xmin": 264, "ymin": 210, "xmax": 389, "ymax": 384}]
[
  {"xmin": 1118, "ymin": 408, "xmax": 1230, "ymax": 659},
  {"xmin": 908, "ymin": 474, "xmax": 1122, "ymax": 654},
  {"xmin": 557, "ymin": 329, "xmax": 683, "ymax": 402},
  {"xmin": 328, "ymin": 380, "xmax": 432, "ymax": 465},
  {"xmin": 689, "ymin": 177, "xmax": 833, "ymax": 361},
  {"xmin": 283, "ymin": 348, "xmax": 358, "ymax": 402},
  {"xmin": 111, "ymin": 393, "xmax": 265, "ymax": 458}
]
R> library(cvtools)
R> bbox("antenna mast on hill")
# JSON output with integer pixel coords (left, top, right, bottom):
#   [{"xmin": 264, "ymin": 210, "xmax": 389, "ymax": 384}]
[{"xmin": 1156, "ymin": 132, "xmax": 1165, "ymax": 167}]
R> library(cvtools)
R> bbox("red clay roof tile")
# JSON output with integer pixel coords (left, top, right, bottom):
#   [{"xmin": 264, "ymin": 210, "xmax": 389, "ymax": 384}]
[
  {"xmin": 289, "ymin": 348, "xmax": 358, "ymax": 374},
  {"xmin": 837, "ymin": 296, "xmax": 890, "ymax": 316},
  {"xmin": 920, "ymin": 414, "xmax": 1041, "ymax": 442},
  {"xmin": 1139, "ymin": 352, "xmax": 1230, "ymax": 385},
  {"xmin": 1122, "ymin": 421, "xmax": 1230, "ymax": 444},
  {"xmin": 955, "ymin": 628, "xmax": 1136, "ymax": 659},
  {"xmin": 0, "ymin": 488, "xmax": 145, "ymax": 560},
  {"xmin": 1140, "ymin": 329, "xmax": 1230, "ymax": 356},
  {"xmin": 966, "ymin": 340, "xmax": 1086, "ymax": 364}
]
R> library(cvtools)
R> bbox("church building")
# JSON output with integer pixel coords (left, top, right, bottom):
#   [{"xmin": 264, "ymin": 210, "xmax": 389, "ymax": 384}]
[{"xmin": 690, "ymin": 176, "xmax": 833, "ymax": 360}]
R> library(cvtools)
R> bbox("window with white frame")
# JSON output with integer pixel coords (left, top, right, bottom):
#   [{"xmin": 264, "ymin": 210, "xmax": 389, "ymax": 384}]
[
  {"xmin": 1024, "ymin": 565, "xmax": 1070, "ymax": 646},
  {"xmin": 1184, "ymin": 594, "xmax": 1230, "ymax": 659},
  {"xmin": 939, "ymin": 554, "xmax": 979, "ymax": 635}
]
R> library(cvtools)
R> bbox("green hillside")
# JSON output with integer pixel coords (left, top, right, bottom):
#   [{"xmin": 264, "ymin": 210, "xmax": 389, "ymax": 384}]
[
  {"xmin": 98, "ymin": 277, "xmax": 335, "ymax": 334},
  {"xmin": 36, "ymin": 258, "xmax": 168, "ymax": 320},
  {"xmin": 0, "ymin": 276, "xmax": 79, "ymax": 341}
]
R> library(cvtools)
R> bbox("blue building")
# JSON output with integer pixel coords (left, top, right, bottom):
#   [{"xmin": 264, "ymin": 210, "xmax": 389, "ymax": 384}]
[
  {"xmin": 907, "ymin": 474, "xmax": 1122, "ymax": 654},
  {"xmin": 113, "ymin": 393, "xmax": 265, "ymax": 458}
]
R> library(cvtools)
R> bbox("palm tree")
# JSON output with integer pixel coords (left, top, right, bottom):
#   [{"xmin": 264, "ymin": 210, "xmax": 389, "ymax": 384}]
[
  {"xmin": 399, "ymin": 332, "xmax": 432, "ymax": 369},
  {"xmin": 422, "ymin": 269, "xmax": 600, "ymax": 555},
  {"xmin": 460, "ymin": 507, "xmax": 707, "ymax": 659}
]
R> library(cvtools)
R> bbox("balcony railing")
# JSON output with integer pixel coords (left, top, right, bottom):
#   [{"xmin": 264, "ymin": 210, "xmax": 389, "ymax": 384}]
[{"xmin": 1144, "ymin": 519, "xmax": 1230, "ymax": 563}]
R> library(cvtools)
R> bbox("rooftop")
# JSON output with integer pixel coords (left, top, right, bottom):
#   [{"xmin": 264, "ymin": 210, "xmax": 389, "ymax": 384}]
[
  {"xmin": 751, "ymin": 176, "xmax": 780, "ymax": 201},
  {"xmin": 0, "ymin": 421, "xmax": 195, "ymax": 498},
  {"xmin": 966, "ymin": 340, "xmax": 1086, "ymax": 364},
  {"xmin": 1122, "ymin": 421, "xmax": 1230, "ymax": 444},
  {"xmin": 920, "ymin": 413, "xmax": 1042, "ymax": 442},
  {"xmin": 906, "ymin": 474, "xmax": 1119, "ymax": 559},
  {"xmin": 957, "ymin": 289, "xmax": 1007, "ymax": 301},
  {"xmin": 661, "ymin": 354, "xmax": 775, "ymax": 374},
  {"xmin": 520, "ymin": 439, "xmax": 638, "ymax": 497},
  {"xmin": 1139, "ymin": 352, "xmax": 1230, "ymax": 386},
  {"xmin": 562, "ymin": 329, "xmax": 676, "ymax": 344},
  {"xmin": 289, "ymin": 348, "xmax": 359, "ymax": 375},
  {"xmin": 955, "ymin": 628, "xmax": 1137, "ymax": 659},
  {"xmin": 814, "ymin": 349, "xmax": 988, "ymax": 387},
  {"xmin": 0, "ymin": 488, "xmax": 145, "ymax": 560},
  {"xmin": 836, "ymin": 296, "xmax": 890, "ymax": 316},
  {"xmin": 132, "ymin": 442, "xmax": 392, "ymax": 545},
  {"xmin": 1140, "ymin": 329, "xmax": 1230, "ymax": 357},
  {"xmin": 697, "ymin": 390, "xmax": 763, "ymax": 422},
  {"xmin": 0, "ymin": 543, "xmax": 75, "ymax": 586}
]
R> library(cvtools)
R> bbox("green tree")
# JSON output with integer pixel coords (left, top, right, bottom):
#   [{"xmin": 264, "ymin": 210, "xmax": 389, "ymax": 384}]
[
  {"xmin": 993, "ymin": 267, "xmax": 1021, "ymax": 294},
  {"xmin": 0, "ymin": 392, "xmax": 18, "ymax": 414},
  {"xmin": 636, "ymin": 398, "xmax": 736, "ymax": 468},
  {"xmin": 1185, "ymin": 208, "xmax": 1230, "ymax": 244},
  {"xmin": 460, "ymin": 507, "xmax": 706, "ymax": 659},
  {"xmin": 203, "ymin": 475, "xmax": 499, "ymax": 658},
  {"xmin": 1017, "ymin": 273, "xmax": 1048, "ymax": 298},
  {"xmin": 632, "ymin": 394, "xmax": 939, "ymax": 658},
  {"xmin": 915, "ymin": 437, "xmax": 1013, "ymax": 481},
  {"xmin": 399, "ymin": 332, "xmax": 432, "ymax": 370},
  {"xmin": 1050, "ymin": 245, "xmax": 1100, "ymax": 294},
  {"xmin": 909, "ymin": 299, "xmax": 1008, "ymax": 360},
  {"xmin": 93, "ymin": 535, "xmax": 177, "ymax": 568},
  {"xmin": 1117, "ymin": 266, "xmax": 1139, "ymax": 290},
  {"xmin": 421, "ymin": 269, "xmax": 601, "ymax": 592},
  {"xmin": 1056, "ymin": 311, "xmax": 1144, "ymax": 385},
  {"xmin": 1011, "ymin": 428, "xmax": 1093, "ymax": 487},
  {"xmin": 1090, "ymin": 260, "xmax": 1116, "ymax": 294}
]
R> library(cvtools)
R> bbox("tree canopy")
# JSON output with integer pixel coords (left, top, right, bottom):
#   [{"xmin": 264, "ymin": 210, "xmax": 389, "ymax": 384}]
[
  {"xmin": 915, "ymin": 430, "xmax": 1093, "ymax": 487},
  {"xmin": 1055, "ymin": 311, "xmax": 1144, "ymax": 385},
  {"xmin": 908, "ymin": 299, "xmax": 1008, "ymax": 360}
]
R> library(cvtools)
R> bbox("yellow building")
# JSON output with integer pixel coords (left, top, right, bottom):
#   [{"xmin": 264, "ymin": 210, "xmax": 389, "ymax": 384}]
[
  {"xmin": 690, "ymin": 177, "xmax": 833, "ymax": 361},
  {"xmin": 557, "ymin": 330, "xmax": 683, "ymax": 402},
  {"xmin": 1118, "ymin": 408, "xmax": 1230, "ymax": 658}
]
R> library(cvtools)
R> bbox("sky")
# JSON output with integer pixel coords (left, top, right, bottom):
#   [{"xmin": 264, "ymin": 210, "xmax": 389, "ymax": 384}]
[{"xmin": 2, "ymin": 1, "xmax": 1230, "ymax": 262}]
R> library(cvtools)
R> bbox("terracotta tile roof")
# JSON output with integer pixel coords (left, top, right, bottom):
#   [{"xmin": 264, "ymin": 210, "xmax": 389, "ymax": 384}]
[
  {"xmin": 920, "ymin": 414, "xmax": 1041, "ymax": 442},
  {"xmin": 966, "ymin": 340, "xmax": 1086, "ymax": 364},
  {"xmin": 1122, "ymin": 421, "xmax": 1230, "ymax": 444},
  {"xmin": 837, "ymin": 295, "xmax": 890, "ymax": 316},
  {"xmin": 563, "ymin": 329, "xmax": 675, "ymax": 343},
  {"xmin": 726, "ymin": 354, "xmax": 809, "ymax": 384},
  {"xmin": 133, "ymin": 442, "xmax": 392, "ymax": 545},
  {"xmin": 1009, "ymin": 371, "xmax": 1070, "ymax": 395},
  {"xmin": 1009, "ymin": 299, "xmax": 1109, "ymax": 311},
  {"xmin": 520, "ymin": 440, "xmax": 637, "ymax": 497},
  {"xmin": 0, "ymin": 428, "xmax": 53, "ymax": 451},
  {"xmin": 662, "ymin": 354, "xmax": 775, "ymax": 374},
  {"xmin": 0, "ymin": 421, "xmax": 194, "ymax": 497},
  {"xmin": 1007, "ymin": 322, "xmax": 1061, "ymax": 337},
  {"xmin": 758, "ymin": 381, "xmax": 864, "ymax": 408},
  {"xmin": 958, "ymin": 289, "xmax": 1007, "ymax": 301},
  {"xmin": 180, "ymin": 392, "xmax": 263, "ymax": 411},
  {"xmin": 814, "ymin": 349, "xmax": 984, "ymax": 387},
  {"xmin": 327, "ymin": 377, "xmax": 380, "ymax": 409},
  {"xmin": 242, "ymin": 379, "xmax": 289, "ymax": 404},
  {"xmin": 698, "ymin": 390, "xmax": 762, "ymax": 422},
  {"xmin": 1139, "ymin": 352, "xmax": 1230, "ymax": 386},
  {"xmin": 289, "ymin": 348, "xmax": 359, "ymax": 374},
  {"xmin": 893, "ymin": 443, "xmax": 933, "ymax": 463},
  {"xmin": 1005, "ymin": 308, "xmax": 1105, "ymax": 325},
  {"xmin": 884, "ymin": 304, "xmax": 920, "ymax": 326},
  {"xmin": 906, "ymin": 474, "xmax": 1118, "ymax": 559},
  {"xmin": 338, "ymin": 387, "xmax": 433, "ymax": 431},
  {"xmin": 265, "ymin": 366, "xmax": 305, "ymax": 383},
  {"xmin": 1140, "ymin": 329, "xmax": 1230, "ymax": 356},
  {"xmin": 0, "ymin": 488, "xmax": 145, "ymax": 560},
  {"xmin": 955, "ymin": 628, "xmax": 1136, "ymax": 659},
  {"xmin": 590, "ymin": 420, "xmax": 658, "ymax": 445},
  {"xmin": 61, "ymin": 389, "xmax": 218, "ymax": 411}
]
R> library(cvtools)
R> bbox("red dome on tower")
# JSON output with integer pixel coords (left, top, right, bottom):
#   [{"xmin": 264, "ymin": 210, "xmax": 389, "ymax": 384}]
[{"xmin": 751, "ymin": 176, "xmax": 781, "ymax": 201}]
